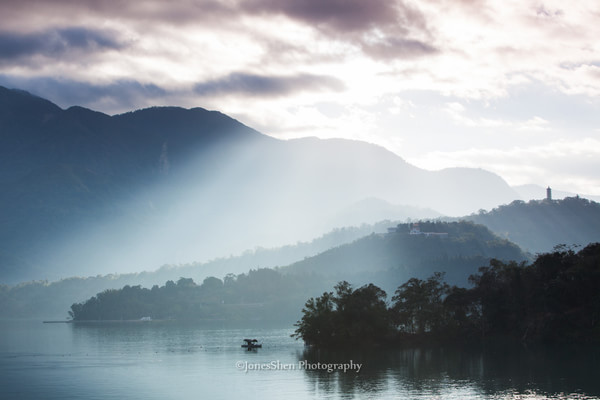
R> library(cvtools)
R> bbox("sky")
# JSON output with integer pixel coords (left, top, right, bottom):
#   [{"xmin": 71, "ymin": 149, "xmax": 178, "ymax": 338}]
[{"xmin": 1, "ymin": 0, "xmax": 599, "ymax": 195}]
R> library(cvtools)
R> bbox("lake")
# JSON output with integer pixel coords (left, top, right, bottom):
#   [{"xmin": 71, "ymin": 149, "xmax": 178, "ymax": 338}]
[{"xmin": 1, "ymin": 320, "xmax": 599, "ymax": 399}]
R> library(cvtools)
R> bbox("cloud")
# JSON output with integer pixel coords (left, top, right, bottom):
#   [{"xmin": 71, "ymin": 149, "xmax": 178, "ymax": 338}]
[
  {"xmin": 0, "ymin": 75, "xmax": 167, "ymax": 113},
  {"xmin": 0, "ymin": 27, "xmax": 124, "ymax": 63},
  {"xmin": 535, "ymin": 5, "xmax": 564, "ymax": 18},
  {"xmin": 241, "ymin": 0, "xmax": 436, "ymax": 60},
  {"xmin": 361, "ymin": 37, "xmax": 438, "ymax": 60},
  {"xmin": 0, "ymin": 71, "xmax": 344, "ymax": 113},
  {"xmin": 0, "ymin": 0, "xmax": 233, "ymax": 28},
  {"xmin": 194, "ymin": 72, "xmax": 345, "ymax": 97},
  {"xmin": 241, "ymin": 0, "xmax": 399, "ymax": 33},
  {"xmin": 442, "ymin": 101, "xmax": 550, "ymax": 131},
  {"xmin": 408, "ymin": 138, "xmax": 600, "ymax": 195}
]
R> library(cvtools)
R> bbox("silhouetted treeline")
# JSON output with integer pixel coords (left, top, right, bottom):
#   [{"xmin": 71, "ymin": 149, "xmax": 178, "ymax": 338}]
[
  {"xmin": 293, "ymin": 243, "xmax": 600, "ymax": 347},
  {"xmin": 69, "ymin": 268, "xmax": 325, "ymax": 322},
  {"xmin": 0, "ymin": 222, "xmax": 390, "ymax": 320}
]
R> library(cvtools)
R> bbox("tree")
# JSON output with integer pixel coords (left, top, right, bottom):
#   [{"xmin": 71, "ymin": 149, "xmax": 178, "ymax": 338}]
[
  {"xmin": 391, "ymin": 272, "xmax": 449, "ymax": 335},
  {"xmin": 292, "ymin": 291, "xmax": 335, "ymax": 346},
  {"xmin": 292, "ymin": 281, "xmax": 392, "ymax": 347}
]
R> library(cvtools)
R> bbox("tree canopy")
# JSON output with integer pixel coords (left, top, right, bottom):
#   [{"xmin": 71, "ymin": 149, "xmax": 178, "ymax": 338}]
[
  {"xmin": 293, "ymin": 243, "xmax": 600, "ymax": 347},
  {"xmin": 291, "ymin": 281, "xmax": 393, "ymax": 347},
  {"xmin": 68, "ymin": 268, "xmax": 317, "ymax": 322}
]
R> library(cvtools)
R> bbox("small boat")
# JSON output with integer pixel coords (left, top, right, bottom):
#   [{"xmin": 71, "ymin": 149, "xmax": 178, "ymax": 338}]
[{"xmin": 241, "ymin": 338, "xmax": 262, "ymax": 349}]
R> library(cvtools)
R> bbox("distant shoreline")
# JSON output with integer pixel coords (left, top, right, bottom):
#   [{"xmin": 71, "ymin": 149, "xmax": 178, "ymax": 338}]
[
  {"xmin": 43, "ymin": 318, "xmax": 261, "ymax": 324},
  {"xmin": 43, "ymin": 319, "xmax": 167, "ymax": 324}
]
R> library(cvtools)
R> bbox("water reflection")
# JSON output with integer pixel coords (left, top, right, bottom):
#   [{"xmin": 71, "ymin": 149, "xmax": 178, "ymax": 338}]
[
  {"xmin": 298, "ymin": 344, "xmax": 600, "ymax": 399},
  {"xmin": 2, "ymin": 321, "xmax": 599, "ymax": 400},
  {"xmin": 71, "ymin": 321, "xmax": 295, "ymax": 354}
]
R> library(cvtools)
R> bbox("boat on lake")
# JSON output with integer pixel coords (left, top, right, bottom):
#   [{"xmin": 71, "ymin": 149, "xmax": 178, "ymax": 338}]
[{"xmin": 241, "ymin": 338, "xmax": 262, "ymax": 349}]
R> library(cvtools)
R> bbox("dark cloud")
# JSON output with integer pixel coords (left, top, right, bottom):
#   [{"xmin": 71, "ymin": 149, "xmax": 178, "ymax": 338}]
[
  {"xmin": 194, "ymin": 72, "xmax": 345, "ymax": 97},
  {"xmin": 0, "ymin": 27, "xmax": 123, "ymax": 62},
  {"xmin": 0, "ymin": 0, "xmax": 438, "ymax": 63},
  {"xmin": 242, "ymin": 0, "xmax": 398, "ymax": 33},
  {"xmin": 536, "ymin": 5, "xmax": 564, "ymax": 18},
  {"xmin": 0, "ymin": 75, "xmax": 167, "ymax": 113},
  {"xmin": 0, "ymin": 0, "xmax": 420, "ymax": 34},
  {"xmin": 0, "ymin": 0, "xmax": 234, "ymax": 29},
  {"xmin": 241, "ymin": 0, "xmax": 436, "ymax": 60},
  {"xmin": 0, "ymin": 71, "xmax": 345, "ymax": 113},
  {"xmin": 361, "ymin": 38, "xmax": 438, "ymax": 60}
]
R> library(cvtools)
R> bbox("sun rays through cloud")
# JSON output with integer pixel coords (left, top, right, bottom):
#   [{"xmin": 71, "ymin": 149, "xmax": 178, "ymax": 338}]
[{"xmin": 1, "ymin": 0, "xmax": 599, "ymax": 194}]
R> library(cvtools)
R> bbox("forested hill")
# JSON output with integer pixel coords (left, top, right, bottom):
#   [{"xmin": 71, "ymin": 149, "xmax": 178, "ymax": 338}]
[
  {"xmin": 68, "ymin": 237, "xmax": 600, "ymax": 343},
  {"xmin": 284, "ymin": 221, "xmax": 528, "ymax": 291},
  {"xmin": 464, "ymin": 196, "xmax": 600, "ymax": 254},
  {"xmin": 0, "ymin": 222, "xmax": 391, "ymax": 320}
]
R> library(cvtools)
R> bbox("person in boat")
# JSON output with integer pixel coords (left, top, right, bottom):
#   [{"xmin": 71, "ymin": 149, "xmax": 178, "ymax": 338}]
[{"xmin": 242, "ymin": 339, "xmax": 261, "ymax": 349}]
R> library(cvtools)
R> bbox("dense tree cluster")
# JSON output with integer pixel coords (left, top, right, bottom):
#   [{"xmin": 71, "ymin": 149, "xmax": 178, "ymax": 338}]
[
  {"xmin": 293, "ymin": 243, "xmax": 600, "ymax": 347},
  {"xmin": 69, "ymin": 268, "xmax": 318, "ymax": 322},
  {"xmin": 291, "ymin": 282, "xmax": 393, "ymax": 347}
]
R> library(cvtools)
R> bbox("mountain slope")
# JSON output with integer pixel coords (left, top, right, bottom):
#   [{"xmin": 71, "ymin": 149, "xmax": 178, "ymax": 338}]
[
  {"xmin": 464, "ymin": 197, "xmax": 600, "ymax": 254},
  {"xmin": 0, "ymin": 86, "xmax": 519, "ymax": 282},
  {"xmin": 285, "ymin": 221, "xmax": 529, "ymax": 291}
]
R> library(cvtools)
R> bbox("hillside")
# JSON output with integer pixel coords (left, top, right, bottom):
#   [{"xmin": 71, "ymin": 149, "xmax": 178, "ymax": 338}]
[
  {"xmin": 0, "ymin": 222, "xmax": 392, "ymax": 319},
  {"xmin": 464, "ymin": 197, "xmax": 600, "ymax": 254},
  {"xmin": 29, "ymin": 223, "xmax": 596, "ymax": 330},
  {"xmin": 2, "ymin": 221, "xmax": 528, "ymax": 321},
  {"xmin": 0, "ymin": 221, "xmax": 525, "ymax": 320},
  {"xmin": 0, "ymin": 86, "xmax": 520, "ymax": 283},
  {"xmin": 284, "ymin": 221, "xmax": 529, "ymax": 292}
]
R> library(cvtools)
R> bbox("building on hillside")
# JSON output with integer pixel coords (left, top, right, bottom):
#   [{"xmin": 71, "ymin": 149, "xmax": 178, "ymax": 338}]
[
  {"xmin": 387, "ymin": 222, "xmax": 448, "ymax": 237},
  {"xmin": 409, "ymin": 222, "xmax": 448, "ymax": 237}
]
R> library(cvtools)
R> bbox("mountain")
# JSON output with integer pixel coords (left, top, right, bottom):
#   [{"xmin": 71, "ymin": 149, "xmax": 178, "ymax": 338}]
[
  {"xmin": 0, "ymin": 87, "xmax": 272, "ymax": 282},
  {"xmin": 0, "ymin": 86, "xmax": 520, "ymax": 283},
  {"xmin": 464, "ymin": 196, "xmax": 600, "ymax": 254},
  {"xmin": 0, "ymin": 220, "xmax": 527, "ymax": 320}
]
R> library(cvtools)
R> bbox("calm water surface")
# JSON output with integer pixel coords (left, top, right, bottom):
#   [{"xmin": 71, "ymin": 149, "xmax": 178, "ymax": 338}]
[{"xmin": 1, "ymin": 320, "xmax": 599, "ymax": 399}]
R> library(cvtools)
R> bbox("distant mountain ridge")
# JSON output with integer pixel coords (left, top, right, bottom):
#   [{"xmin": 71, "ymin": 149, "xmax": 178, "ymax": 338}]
[
  {"xmin": 0, "ymin": 221, "xmax": 393, "ymax": 319},
  {"xmin": 0, "ymin": 220, "xmax": 527, "ymax": 320},
  {"xmin": 464, "ymin": 196, "xmax": 600, "ymax": 254},
  {"xmin": 512, "ymin": 184, "xmax": 600, "ymax": 203},
  {"xmin": 0, "ymin": 86, "xmax": 520, "ymax": 282}
]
